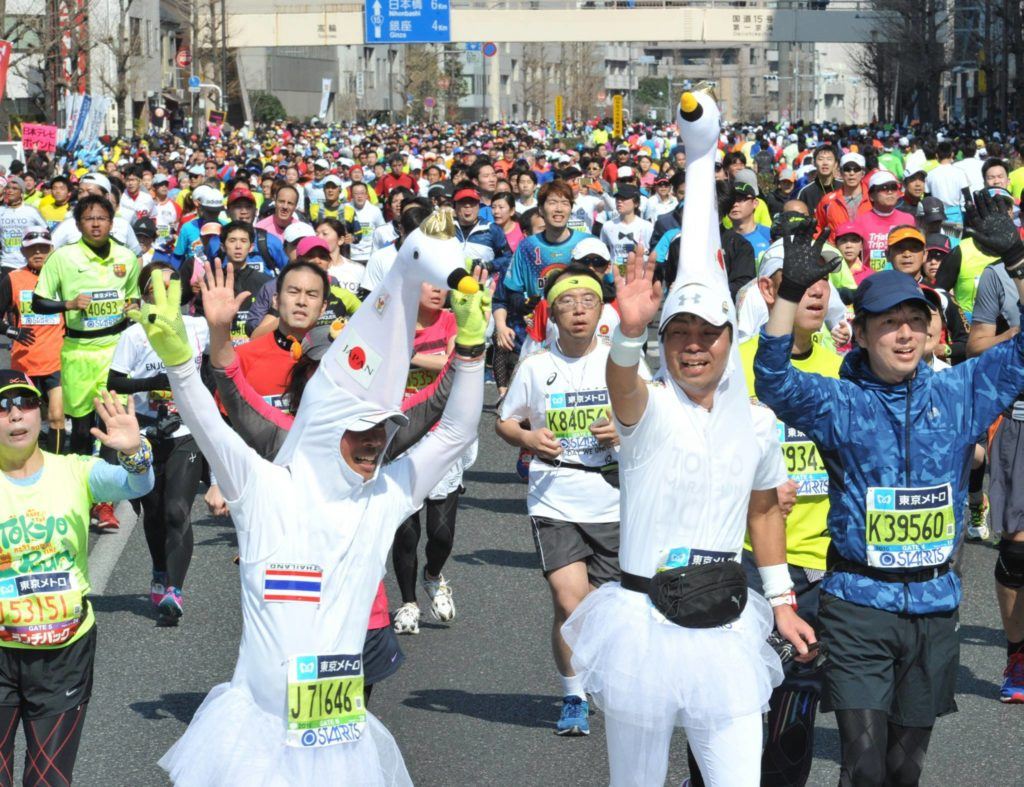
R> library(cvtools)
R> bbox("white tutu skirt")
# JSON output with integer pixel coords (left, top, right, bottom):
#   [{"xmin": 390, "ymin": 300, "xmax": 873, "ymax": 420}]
[
  {"xmin": 562, "ymin": 583, "xmax": 784, "ymax": 729},
  {"xmin": 159, "ymin": 683, "xmax": 412, "ymax": 786}
]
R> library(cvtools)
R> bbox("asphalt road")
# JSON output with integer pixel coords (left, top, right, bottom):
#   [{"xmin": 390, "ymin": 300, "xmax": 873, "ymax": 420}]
[{"xmin": 4, "ymin": 345, "xmax": 1023, "ymax": 786}]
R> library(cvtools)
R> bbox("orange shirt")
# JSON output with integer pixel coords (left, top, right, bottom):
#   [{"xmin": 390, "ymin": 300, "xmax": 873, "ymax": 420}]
[{"xmin": 6, "ymin": 268, "xmax": 63, "ymax": 375}]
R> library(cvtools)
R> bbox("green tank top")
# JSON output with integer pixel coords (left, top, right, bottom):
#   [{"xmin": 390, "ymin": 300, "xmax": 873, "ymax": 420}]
[{"xmin": 954, "ymin": 238, "xmax": 998, "ymax": 316}]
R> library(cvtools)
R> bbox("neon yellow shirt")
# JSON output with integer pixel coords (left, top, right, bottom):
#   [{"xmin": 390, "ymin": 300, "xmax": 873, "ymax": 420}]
[
  {"xmin": 740, "ymin": 334, "xmax": 842, "ymax": 570},
  {"xmin": 1009, "ymin": 166, "xmax": 1024, "ymax": 201}
]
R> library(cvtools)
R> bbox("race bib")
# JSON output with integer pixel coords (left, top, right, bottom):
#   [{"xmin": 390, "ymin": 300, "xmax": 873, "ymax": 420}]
[
  {"xmin": 230, "ymin": 312, "xmax": 250, "ymax": 346},
  {"xmin": 865, "ymin": 483, "xmax": 955, "ymax": 569},
  {"xmin": 0, "ymin": 571, "xmax": 84, "ymax": 647},
  {"xmin": 19, "ymin": 290, "xmax": 60, "ymax": 325},
  {"xmin": 545, "ymin": 389, "xmax": 609, "ymax": 458},
  {"xmin": 868, "ymin": 248, "xmax": 888, "ymax": 272},
  {"xmin": 656, "ymin": 546, "xmax": 735, "ymax": 572},
  {"xmin": 406, "ymin": 367, "xmax": 439, "ymax": 394},
  {"xmin": 82, "ymin": 289, "xmax": 124, "ymax": 330},
  {"xmin": 286, "ymin": 653, "xmax": 365, "ymax": 747},
  {"xmin": 777, "ymin": 422, "xmax": 828, "ymax": 497}
]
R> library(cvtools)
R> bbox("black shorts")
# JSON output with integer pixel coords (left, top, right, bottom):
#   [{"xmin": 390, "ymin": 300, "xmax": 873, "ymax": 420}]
[
  {"xmin": 363, "ymin": 624, "xmax": 404, "ymax": 687},
  {"xmin": 817, "ymin": 592, "xmax": 958, "ymax": 727},
  {"xmin": 530, "ymin": 516, "xmax": 620, "ymax": 587},
  {"xmin": 32, "ymin": 371, "xmax": 61, "ymax": 395},
  {"xmin": 0, "ymin": 626, "xmax": 96, "ymax": 720}
]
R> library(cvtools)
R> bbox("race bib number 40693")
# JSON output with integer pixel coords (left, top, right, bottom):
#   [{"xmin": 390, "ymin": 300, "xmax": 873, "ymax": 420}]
[{"xmin": 865, "ymin": 483, "xmax": 955, "ymax": 569}]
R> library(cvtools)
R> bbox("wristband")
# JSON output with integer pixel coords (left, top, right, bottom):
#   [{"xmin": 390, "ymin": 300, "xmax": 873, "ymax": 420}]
[
  {"xmin": 1004, "ymin": 242, "xmax": 1024, "ymax": 278},
  {"xmin": 769, "ymin": 591, "xmax": 798, "ymax": 610},
  {"xmin": 609, "ymin": 325, "xmax": 645, "ymax": 367},
  {"xmin": 117, "ymin": 436, "xmax": 154, "ymax": 475},
  {"xmin": 758, "ymin": 563, "xmax": 794, "ymax": 599}
]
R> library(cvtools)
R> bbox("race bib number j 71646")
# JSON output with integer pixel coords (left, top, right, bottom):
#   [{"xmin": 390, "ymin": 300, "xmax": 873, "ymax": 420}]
[
  {"xmin": 865, "ymin": 483, "xmax": 955, "ymax": 569},
  {"xmin": 286, "ymin": 653, "xmax": 365, "ymax": 747}
]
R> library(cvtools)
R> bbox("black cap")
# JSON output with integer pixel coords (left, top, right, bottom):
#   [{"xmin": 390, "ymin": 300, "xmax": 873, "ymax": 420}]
[
  {"xmin": 613, "ymin": 184, "xmax": 640, "ymax": 201},
  {"xmin": 0, "ymin": 370, "xmax": 40, "ymax": 397},
  {"xmin": 925, "ymin": 232, "xmax": 952, "ymax": 255},
  {"xmin": 853, "ymin": 270, "xmax": 930, "ymax": 315},
  {"xmin": 732, "ymin": 182, "xmax": 757, "ymax": 199},
  {"xmin": 133, "ymin": 217, "xmax": 157, "ymax": 238},
  {"xmin": 920, "ymin": 197, "xmax": 945, "ymax": 223}
]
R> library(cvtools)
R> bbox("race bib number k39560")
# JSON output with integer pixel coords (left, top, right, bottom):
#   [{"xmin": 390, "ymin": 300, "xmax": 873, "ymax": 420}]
[{"xmin": 865, "ymin": 483, "xmax": 955, "ymax": 569}]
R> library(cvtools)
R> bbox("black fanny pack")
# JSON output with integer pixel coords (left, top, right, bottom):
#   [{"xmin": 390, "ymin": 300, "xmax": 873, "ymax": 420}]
[{"xmin": 621, "ymin": 561, "xmax": 748, "ymax": 629}]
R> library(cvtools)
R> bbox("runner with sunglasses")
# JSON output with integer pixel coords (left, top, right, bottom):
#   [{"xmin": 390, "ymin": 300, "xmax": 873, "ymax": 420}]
[{"xmin": 0, "ymin": 372, "xmax": 152, "ymax": 786}]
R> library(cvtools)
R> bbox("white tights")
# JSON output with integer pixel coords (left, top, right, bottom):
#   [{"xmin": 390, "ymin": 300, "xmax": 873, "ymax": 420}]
[{"xmin": 604, "ymin": 711, "xmax": 762, "ymax": 787}]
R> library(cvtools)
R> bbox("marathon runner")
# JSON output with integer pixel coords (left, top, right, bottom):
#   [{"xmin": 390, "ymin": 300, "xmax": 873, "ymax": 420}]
[
  {"xmin": 754, "ymin": 188, "xmax": 1024, "ymax": 785},
  {"xmin": 0, "ymin": 374, "xmax": 153, "ymax": 786}
]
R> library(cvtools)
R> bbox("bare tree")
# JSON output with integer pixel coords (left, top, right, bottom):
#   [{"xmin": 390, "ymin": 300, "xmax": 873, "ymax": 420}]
[
  {"xmin": 558, "ymin": 43, "xmax": 602, "ymax": 121},
  {"xmin": 93, "ymin": 0, "xmax": 139, "ymax": 136},
  {"xmin": 401, "ymin": 44, "xmax": 466, "ymax": 122},
  {"xmin": 521, "ymin": 43, "xmax": 551, "ymax": 121}
]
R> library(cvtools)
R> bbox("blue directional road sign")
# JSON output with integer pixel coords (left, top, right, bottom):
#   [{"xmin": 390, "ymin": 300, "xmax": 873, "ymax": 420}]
[
  {"xmin": 188, "ymin": 75, "xmax": 201, "ymax": 88},
  {"xmin": 365, "ymin": 0, "xmax": 451, "ymax": 44}
]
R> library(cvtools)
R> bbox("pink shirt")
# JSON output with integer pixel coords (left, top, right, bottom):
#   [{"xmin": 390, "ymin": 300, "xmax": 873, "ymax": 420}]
[
  {"xmin": 852, "ymin": 209, "xmax": 916, "ymax": 271},
  {"xmin": 405, "ymin": 311, "xmax": 456, "ymax": 398},
  {"xmin": 254, "ymin": 213, "xmax": 296, "ymax": 241},
  {"xmin": 504, "ymin": 223, "xmax": 525, "ymax": 253}
]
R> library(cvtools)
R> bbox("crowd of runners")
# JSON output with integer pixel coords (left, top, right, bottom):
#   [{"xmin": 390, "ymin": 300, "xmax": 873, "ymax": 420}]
[{"xmin": 1, "ymin": 91, "xmax": 1024, "ymax": 784}]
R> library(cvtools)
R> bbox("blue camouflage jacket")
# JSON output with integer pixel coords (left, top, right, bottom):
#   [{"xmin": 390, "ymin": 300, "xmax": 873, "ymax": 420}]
[{"xmin": 754, "ymin": 316, "xmax": 1024, "ymax": 614}]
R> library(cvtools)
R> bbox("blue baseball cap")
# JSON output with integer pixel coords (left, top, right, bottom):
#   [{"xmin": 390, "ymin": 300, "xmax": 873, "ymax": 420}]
[{"xmin": 853, "ymin": 270, "xmax": 929, "ymax": 315}]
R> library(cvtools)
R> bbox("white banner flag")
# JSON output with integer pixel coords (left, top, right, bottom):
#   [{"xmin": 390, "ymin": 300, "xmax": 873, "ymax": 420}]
[{"xmin": 318, "ymin": 78, "xmax": 333, "ymax": 120}]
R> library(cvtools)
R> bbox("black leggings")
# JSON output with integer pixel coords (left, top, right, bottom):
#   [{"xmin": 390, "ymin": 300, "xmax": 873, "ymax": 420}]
[
  {"xmin": 836, "ymin": 709, "xmax": 932, "ymax": 787},
  {"xmin": 492, "ymin": 346, "xmax": 518, "ymax": 390},
  {"xmin": 392, "ymin": 490, "xmax": 460, "ymax": 604},
  {"xmin": 140, "ymin": 435, "xmax": 204, "ymax": 588},
  {"xmin": 68, "ymin": 415, "xmax": 94, "ymax": 458},
  {"xmin": 0, "ymin": 704, "xmax": 87, "ymax": 787}
]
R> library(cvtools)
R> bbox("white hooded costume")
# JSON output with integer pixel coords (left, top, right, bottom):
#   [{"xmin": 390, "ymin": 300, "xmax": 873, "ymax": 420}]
[
  {"xmin": 561, "ymin": 90, "xmax": 786, "ymax": 787},
  {"xmin": 158, "ymin": 210, "xmax": 484, "ymax": 786}
]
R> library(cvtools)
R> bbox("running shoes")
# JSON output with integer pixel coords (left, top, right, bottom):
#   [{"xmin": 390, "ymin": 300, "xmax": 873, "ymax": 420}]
[
  {"xmin": 91, "ymin": 502, "xmax": 119, "ymax": 530},
  {"xmin": 1001, "ymin": 652, "xmax": 1024, "ymax": 703},
  {"xmin": 966, "ymin": 493, "xmax": 991, "ymax": 541},
  {"xmin": 150, "ymin": 571, "xmax": 168, "ymax": 607},
  {"xmin": 422, "ymin": 570, "xmax": 456, "ymax": 622},
  {"xmin": 555, "ymin": 695, "xmax": 589, "ymax": 736},
  {"xmin": 158, "ymin": 587, "xmax": 184, "ymax": 626},
  {"xmin": 393, "ymin": 602, "xmax": 421, "ymax": 635}
]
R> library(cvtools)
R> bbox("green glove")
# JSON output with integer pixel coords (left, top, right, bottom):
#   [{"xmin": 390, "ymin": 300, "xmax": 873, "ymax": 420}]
[
  {"xmin": 451, "ymin": 287, "xmax": 491, "ymax": 348},
  {"xmin": 126, "ymin": 272, "xmax": 194, "ymax": 367}
]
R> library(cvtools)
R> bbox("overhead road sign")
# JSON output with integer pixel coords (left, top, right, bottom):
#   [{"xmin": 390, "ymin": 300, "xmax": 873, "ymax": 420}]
[{"xmin": 365, "ymin": 0, "xmax": 451, "ymax": 44}]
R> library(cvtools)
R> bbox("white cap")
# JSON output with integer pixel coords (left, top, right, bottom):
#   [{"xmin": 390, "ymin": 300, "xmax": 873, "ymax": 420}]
[
  {"xmin": 899, "ymin": 136, "xmax": 910, "ymax": 146},
  {"xmin": 616, "ymin": 166, "xmax": 634, "ymax": 179},
  {"xmin": 839, "ymin": 152, "xmax": 866, "ymax": 169},
  {"xmin": 868, "ymin": 170, "xmax": 898, "ymax": 190},
  {"xmin": 658, "ymin": 280, "xmax": 736, "ymax": 332},
  {"xmin": 347, "ymin": 410, "xmax": 407, "ymax": 432},
  {"xmin": 187, "ymin": 164, "xmax": 204, "ymax": 176},
  {"xmin": 152, "ymin": 173, "xmax": 169, "ymax": 185},
  {"xmin": 283, "ymin": 222, "xmax": 316, "ymax": 244},
  {"xmin": 168, "ymin": 151, "xmax": 181, "ymax": 161},
  {"xmin": 778, "ymin": 167, "xmax": 795, "ymax": 181},
  {"xmin": 192, "ymin": 185, "xmax": 224, "ymax": 209},
  {"xmin": 80, "ymin": 172, "xmax": 111, "ymax": 193},
  {"xmin": 314, "ymin": 158, "xmax": 330, "ymax": 169},
  {"xmin": 322, "ymin": 174, "xmax": 342, "ymax": 187},
  {"xmin": 570, "ymin": 236, "xmax": 611, "ymax": 263}
]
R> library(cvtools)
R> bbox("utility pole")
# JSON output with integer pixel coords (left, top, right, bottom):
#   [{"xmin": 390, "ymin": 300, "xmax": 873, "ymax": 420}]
[{"xmin": 220, "ymin": 0, "xmax": 227, "ymax": 112}]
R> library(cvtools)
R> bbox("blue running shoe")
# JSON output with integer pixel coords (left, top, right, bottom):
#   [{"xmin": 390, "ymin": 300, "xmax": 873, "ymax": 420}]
[
  {"xmin": 158, "ymin": 586, "xmax": 184, "ymax": 626},
  {"xmin": 1001, "ymin": 653, "xmax": 1024, "ymax": 703},
  {"xmin": 555, "ymin": 696, "xmax": 589, "ymax": 736}
]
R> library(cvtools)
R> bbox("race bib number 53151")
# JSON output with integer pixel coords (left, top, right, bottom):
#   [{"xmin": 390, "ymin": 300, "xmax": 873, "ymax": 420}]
[{"xmin": 865, "ymin": 483, "xmax": 955, "ymax": 569}]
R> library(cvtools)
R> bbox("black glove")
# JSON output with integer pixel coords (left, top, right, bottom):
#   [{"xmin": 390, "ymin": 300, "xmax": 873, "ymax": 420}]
[
  {"xmin": 777, "ymin": 214, "xmax": 836, "ymax": 303},
  {"xmin": 962, "ymin": 187, "xmax": 1024, "ymax": 275},
  {"xmin": 2, "ymin": 324, "xmax": 34, "ymax": 345}
]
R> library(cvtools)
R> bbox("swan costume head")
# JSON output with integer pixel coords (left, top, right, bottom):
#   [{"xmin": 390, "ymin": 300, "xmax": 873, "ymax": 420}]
[
  {"xmin": 656, "ymin": 85, "xmax": 747, "ymax": 414},
  {"xmin": 274, "ymin": 208, "xmax": 477, "ymax": 502}
]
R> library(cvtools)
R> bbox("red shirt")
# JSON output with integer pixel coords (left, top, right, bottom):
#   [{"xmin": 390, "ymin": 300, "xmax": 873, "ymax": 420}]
[
  {"xmin": 233, "ymin": 331, "xmax": 296, "ymax": 411},
  {"xmin": 375, "ymin": 172, "xmax": 418, "ymax": 201}
]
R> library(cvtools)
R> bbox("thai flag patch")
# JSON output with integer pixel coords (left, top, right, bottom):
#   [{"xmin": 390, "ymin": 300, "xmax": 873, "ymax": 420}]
[{"xmin": 263, "ymin": 564, "xmax": 323, "ymax": 604}]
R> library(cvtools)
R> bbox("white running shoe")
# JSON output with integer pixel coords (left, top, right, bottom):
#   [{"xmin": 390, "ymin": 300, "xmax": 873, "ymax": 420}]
[
  {"xmin": 422, "ymin": 571, "xmax": 456, "ymax": 622},
  {"xmin": 393, "ymin": 602, "xmax": 421, "ymax": 635},
  {"xmin": 966, "ymin": 495, "xmax": 991, "ymax": 541}
]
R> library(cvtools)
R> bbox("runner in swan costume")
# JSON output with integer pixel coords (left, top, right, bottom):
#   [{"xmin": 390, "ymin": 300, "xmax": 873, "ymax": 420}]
[
  {"xmin": 129, "ymin": 208, "xmax": 487, "ymax": 786},
  {"xmin": 561, "ymin": 89, "xmax": 817, "ymax": 786}
]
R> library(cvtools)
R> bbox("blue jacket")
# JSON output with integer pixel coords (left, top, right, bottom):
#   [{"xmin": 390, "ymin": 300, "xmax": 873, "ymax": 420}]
[
  {"xmin": 455, "ymin": 221, "xmax": 511, "ymax": 277},
  {"xmin": 754, "ymin": 319, "xmax": 1024, "ymax": 614}
]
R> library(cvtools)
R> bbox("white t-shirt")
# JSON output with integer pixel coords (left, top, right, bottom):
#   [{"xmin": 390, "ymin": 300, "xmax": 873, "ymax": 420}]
[
  {"xmin": 568, "ymin": 194, "xmax": 602, "ymax": 234},
  {"xmin": 954, "ymin": 157, "xmax": 984, "ymax": 194},
  {"xmin": 599, "ymin": 217, "xmax": 653, "ymax": 266},
  {"xmin": 615, "ymin": 375, "xmax": 786, "ymax": 576},
  {"xmin": 152, "ymin": 199, "xmax": 181, "ymax": 239},
  {"xmin": 361, "ymin": 244, "xmax": 397, "ymax": 293},
  {"xmin": 110, "ymin": 316, "xmax": 209, "ymax": 438},
  {"xmin": 371, "ymin": 222, "xmax": 398, "ymax": 252},
  {"xmin": 0, "ymin": 204, "xmax": 47, "ymax": 269},
  {"xmin": 926, "ymin": 163, "xmax": 969, "ymax": 208},
  {"xmin": 642, "ymin": 196, "xmax": 678, "ymax": 223},
  {"xmin": 349, "ymin": 202, "xmax": 384, "ymax": 261},
  {"xmin": 328, "ymin": 260, "xmax": 366, "ymax": 295},
  {"xmin": 118, "ymin": 190, "xmax": 157, "ymax": 223},
  {"xmin": 500, "ymin": 340, "xmax": 621, "ymax": 523},
  {"xmin": 51, "ymin": 215, "xmax": 142, "ymax": 256}
]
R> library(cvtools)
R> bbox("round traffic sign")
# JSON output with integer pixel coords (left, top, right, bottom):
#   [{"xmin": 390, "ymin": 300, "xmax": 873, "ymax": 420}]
[
  {"xmin": 482, "ymin": 42, "xmax": 498, "ymax": 58},
  {"xmin": 424, "ymin": 97, "xmax": 436, "ymax": 109},
  {"xmin": 188, "ymin": 75, "xmax": 201, "ymax": 88},
  {"xmin": 176, "ymin": 48, "xmax": 192, "ymax": 68}
]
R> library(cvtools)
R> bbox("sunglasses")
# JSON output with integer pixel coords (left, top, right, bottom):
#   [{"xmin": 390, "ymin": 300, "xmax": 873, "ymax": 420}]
[
  {"xmin": 577, "ymin": 255, "xmax": 610, "ymax": 268},
  {"xmin": 874, "ymin": 183, "xmax": 900, "ymax": 193},
  {"xmin": 23, "ymin": 230, "xmax": 51, "ymax": 242},
  {"xmin": 0, "ymin": 394, "xmax": 41, "ymax": 414},
  {"xmin": 841, "ymin": 165, "xmax": 863, "ymax": 173}
]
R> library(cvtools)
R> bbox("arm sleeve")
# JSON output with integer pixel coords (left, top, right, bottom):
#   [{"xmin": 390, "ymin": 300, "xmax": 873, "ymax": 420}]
[
  {"xmin": 211, "ymin": 361, "xmax": 290, "ymax": 458},
  {"xmin": 399, "ymin": 357, "xmax": 484, "ymax": 504},
  {"xmin": 725, "ymin": 232, "xmax": 756, "ymax": 300},
  {"xmin": 31, "ymin": 295, "xmax": 66, "ymax": 314},
  {"xmin": 960, "ymin": 311, "xmax": 1024, "ymax": 435},
  {"xmin": 753, "ymin": 329, "xmax": 846, "ymax": 450},
  {"xmin": 385, "ymin": 359, "xmax": 455, "ymax": 461},
  {"xmin": 107, "ymin": 369, "xmax": 171, "ymax": 393},
  {"xmin": 0, "ymin": 276, "xmax": 13, "ymax": 320},
  {"xmin": 87, "ymin": 460, "xmax": 154, "ymax": 502},
  {"xmin": 944, "ymin": 300, "xmax": 970, "ymax": 365},
  {"xmin": 166, "ymin": 359, "xmax": 263, "ymax": 502},
  {"xmin": 933, "ymin": 247, "xmax": 960, "ymax": 292}
]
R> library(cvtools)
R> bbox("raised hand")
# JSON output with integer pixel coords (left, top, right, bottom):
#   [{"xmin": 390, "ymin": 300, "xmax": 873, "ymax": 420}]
[
  {"xmin": 614, "ymin": 241, "xmax": 662, "ymax": 338},
  {"xmin": 778, "ymin": 220, "xmax": 835, "ymax": 303},
  {"xmin": 962, "ymin": 187, "xmax": 1024, "ymax": 272},
  {"xmin": 451, "ymin": 265, "xmax": 494, "ymax": 349},
  {"xmin": 200, "ymin": 262, "xmax": 251, "ymax": 331},
  {"xmin": 90, "ymin": 389, "xmax": 142, "ymax": 455}
]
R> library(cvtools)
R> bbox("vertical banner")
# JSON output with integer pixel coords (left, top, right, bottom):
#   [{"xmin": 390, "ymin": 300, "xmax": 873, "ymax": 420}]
[
  {"xmin": 66, "ymin": 93, "xmax": 92, "ymax": 151},
  {"xmin": 554, "ymin": 95, "xmax": 564, "ymax": 133},
  {"xmin": 612, "ymin": 94, "xmax": 623, "ymax": 137},
  {"xmin": 79, "ymin": 96, "xmax": 111, "ymax": 147},
  {"xmin": 318, "ymin": 78, "xmax": 333, "ymax": 120},
  {"xmin": 0, "ymin": 41, "xmax": 11, "ymax": 103}
]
